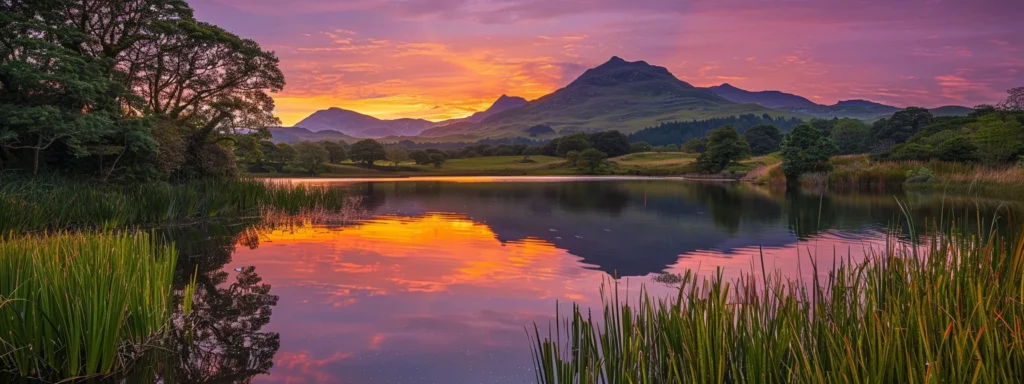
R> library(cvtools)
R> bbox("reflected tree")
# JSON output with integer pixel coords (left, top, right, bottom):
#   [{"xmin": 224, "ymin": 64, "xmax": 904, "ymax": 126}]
[{"xmin": 157, "ymin": 222, "xmax": 280, "ymax": 383}]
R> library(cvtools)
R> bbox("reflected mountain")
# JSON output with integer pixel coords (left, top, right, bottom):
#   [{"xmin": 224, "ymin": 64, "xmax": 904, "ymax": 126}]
[{"xmin": 304, "ymin": 180, "xmax": 1021, "ymax": 276}]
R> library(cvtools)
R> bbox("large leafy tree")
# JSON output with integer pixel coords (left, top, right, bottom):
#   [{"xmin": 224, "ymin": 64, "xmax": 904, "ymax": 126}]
[
  {"xmin": 780, "ymin": 123, "xmax": 838, "ymax": 185},
  {"xmin": 830, "ymin": 119, "xmax": 871, "ymax": 155},
  {"xmin": 0, "ymin": 0, "xmax": 284, "ymax": 179},
  {"xmin": 696, "ymin": 125, "xmax": 750, "ymax": 174},
  {"xmin": 587, "ymin": 130, "xmax": 630, "ymax": 158},
  {"xmin": 872, "ymin": 107, "xmax": 933, "ymax": 146},
  {"xmin": 349, "ymin": 139, "xmax": 386, "ymax": 166},
  {"xmin": 743, "ymin": 124, "xmax": 782, "ymax": 156}
]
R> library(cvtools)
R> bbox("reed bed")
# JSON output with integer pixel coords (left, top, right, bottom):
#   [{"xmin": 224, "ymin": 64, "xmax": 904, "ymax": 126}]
[
  {"xmin": 530, "ymin": 225, "xmax": 1024, "ymax": 383},
  {"xmin": 0, "ymin": 232, "xmax": 177, "ymax": 379},
  {"xmin": 0, "ymin": 176, "xmax": 352, "ymax": 234}
]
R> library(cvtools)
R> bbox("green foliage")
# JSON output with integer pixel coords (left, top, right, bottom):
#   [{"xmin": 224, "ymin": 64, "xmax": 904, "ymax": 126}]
[
  {"xmin": 830, "ymin": 119, "xmax": 871, "ymax": 155},
  {"xmin": 743, "ymin": 124, "xmax": 783, "ymax": 156},
  {"xmin": 972, "ymin": 113, "xmax": 1024, "ymax": 165},
  {"xmin": 872, "ymin": 107, "xmax": 933, "ymax": 145},
  {"xmin": 629, "ymin": 141, "xmax": 653, "ymax": 153},
  {"xmin": 555, "ymin": 134, "xmax": 592, "ymax": 157},
  {"xmin": 586, "ymin": 131, "xmax": 630, "ymax": 158},
  {"xmin": 428, "ymin": 153, "xmax": 446, "ymax": 168},
  {"xmin": 293, "ymin": 141, "xmax": 328, "ymax": 175},
  {"xmin": 320, "ymin": 141, "xmax": 347, "ymax": 163},
  {"xmin": 0, "ymin": 177, "xmax": 351, "ymax": 234},
  {"xmin": 781, "ymin": 123, "xmax": 838, "ymax": 183},
  {"xmin": 681, "ymin": 138, "xmax": 708, "ymax": 154},
  {"xmin": 0, "ymin": 0, "xmax": 284, "ymax": 180},
  {"xmin": 531, "ymin": 226, "xmax": 1024, "ymax": 383},
  {"xmin": 937, "ymin": 137, "xmax": 978, "ymax": 162},
  {"xmin": 385, "ymin": 146, "xmax": 409, "ymax": 166},
  {"xmin": 0, "ymin": 232, "xmax": 177, "ymax": 378},
  {"xmin": 575, "ymin": 149, "xmax": 607, "ymax": 174},
  {"xmin": 889, "ymin": 143, "xmax": 935, "ymax": 161},
  {"xmin": 349, "ymin": 139, "xmax": 386, "ymax": 166},
  {"xmin": 905, "ymin": 167, "xmax": 935, "ymax": 183},
  {"xmin": 696, "ymin": 125, "xmax": 750, "ymax": 174},
  {"xmin": 409, "ymin": 149, "xmax": 430, "ymax": 165}
]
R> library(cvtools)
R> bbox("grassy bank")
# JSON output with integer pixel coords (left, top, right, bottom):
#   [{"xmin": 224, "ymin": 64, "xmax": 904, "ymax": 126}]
[
  {"xmin": 257, "ymin": 153, "xmax": 779, "ymax": 179},
  {"xmin": 0, "ymin": 232, "xmax": 178, "ymax": 379},
  {"xmin": 0, "ymin": 176, "xmax": 352, "ymax": 234},
  {"xmin": 531, "ymin": 224, "xmax": 1024, "ymax": 383},
  {"xmin": 750, "ymin": 155, "xmax": 1024, "ymax": 199}
]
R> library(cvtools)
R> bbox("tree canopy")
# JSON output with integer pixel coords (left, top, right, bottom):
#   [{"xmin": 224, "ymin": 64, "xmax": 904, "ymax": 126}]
[
  {"xmin": 696, "ymin": 126, "xmax": 750, "ymax": 174},
  {"xmin": 780, "ymin": 124, "xmax": 838, "ymax": 184},
  {"xmin": 0, "ymin": 0, "xmax": 283, "ymax": 179},
  {"xmin": 349, "ymin": 139, "xmax": 386, "ymax": 166},
  {"xmin": 743, "ymin": 124, "xmax": 782, "ymax": 156}
]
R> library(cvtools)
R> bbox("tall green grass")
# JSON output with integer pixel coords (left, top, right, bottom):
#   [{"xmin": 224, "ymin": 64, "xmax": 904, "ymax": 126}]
[
  {"xmin": 531, "ymin": 225, "xmax": 1024, "ymax": 383},
  {"xmin": 0, "ymin": 232, "xmax": 177, "ymax": 379},
  {"xmin": 0, "ymin": 176, "xmax": 352, "ymax": 235}
]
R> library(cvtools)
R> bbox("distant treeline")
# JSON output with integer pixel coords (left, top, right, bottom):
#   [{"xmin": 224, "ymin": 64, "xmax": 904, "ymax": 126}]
[
  {"xmin": 628, "ymin": 114, "xmax": 804, "ymax": 147},
  {"xmin": 391, "ymin": 137, "xmax": 546, "ymax": 150}
]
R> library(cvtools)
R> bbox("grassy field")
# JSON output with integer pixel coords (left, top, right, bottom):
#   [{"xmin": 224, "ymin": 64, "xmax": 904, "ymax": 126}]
[
  {"xmin": 279, "ymin": 156, "xmax": 573, "ymax": 178},
  {"xmin": 260, "ymin": 153, "xmax": 785, "ymax": 179}
]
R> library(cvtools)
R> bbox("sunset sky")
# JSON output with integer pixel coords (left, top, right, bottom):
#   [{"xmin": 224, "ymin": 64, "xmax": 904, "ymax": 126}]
[{"xmin": 188, "ymin": 0, "xmax": 1024, "ymax": 126}]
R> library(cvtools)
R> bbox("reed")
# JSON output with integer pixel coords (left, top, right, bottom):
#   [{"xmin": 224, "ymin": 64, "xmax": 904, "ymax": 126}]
[
  {"xmin": 0, "ymin": 232, "xmax": 177, "ymax": 379},
  {"xmin": 530, "ymin": 224, "xmax": 1024, "ymax": 383},
  {"xmin": 0, "ymin": 176, "xmax": 352, "ymax": 235}
]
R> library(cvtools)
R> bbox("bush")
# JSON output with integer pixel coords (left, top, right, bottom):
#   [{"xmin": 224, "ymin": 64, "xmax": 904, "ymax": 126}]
[
  {"xmin": 889, "ymin": 143, "xmax": 935, "ymax": 161},
  {"xmin": 905, "ymin": 167, "xmax": 935, "ymax": 184},
  {"xmin": 937, "ymin": 137, "xmax": 978, "ymax": 162}
]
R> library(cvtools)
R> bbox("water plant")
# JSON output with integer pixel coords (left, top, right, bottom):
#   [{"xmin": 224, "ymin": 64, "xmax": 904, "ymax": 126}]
[
  {"xmin": 530, "ymin": 224, "xmax": 1024, "ymax": 383},
  {"xmin": 0, "ymin": 232, "xmax": 177, "ymax": 379},
  {"xmin": 0, "ymin": 176, "xmax": 353, "ymax": 235}
]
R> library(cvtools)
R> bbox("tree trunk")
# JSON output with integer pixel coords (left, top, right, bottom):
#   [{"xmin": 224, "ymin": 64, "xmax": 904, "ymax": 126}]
[{"xmin": 32, "ymin": 148, "xmax": 40, "ymax": 175}]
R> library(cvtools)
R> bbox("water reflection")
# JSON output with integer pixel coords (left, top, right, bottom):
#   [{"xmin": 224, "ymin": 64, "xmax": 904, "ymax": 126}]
[{"xmin": 172, "ymin": 179, "xmax": 1022, "ymax": 383}]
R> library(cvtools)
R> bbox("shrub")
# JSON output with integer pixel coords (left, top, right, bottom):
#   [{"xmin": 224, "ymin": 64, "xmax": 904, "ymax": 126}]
[
  {"xmin": 937, "ymin": 137, "xmax": 978, "ymax": 162},
  {"xmin": 905, "ymin": 167, "xmax": 935, "ymax": 183},
  {"xmin": 889, "ymin": 143, "xmax": 935, "ymax": 161}
]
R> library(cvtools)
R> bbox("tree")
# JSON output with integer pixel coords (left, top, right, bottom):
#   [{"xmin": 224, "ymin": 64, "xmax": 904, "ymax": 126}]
[
  {"xmin": 556, "ymin": 134, "xmax": 592, "ymax": 157},
  {"xmin": 385, "ymin": 146, "xmax": 409, "ymax": 166},
  {"xmin": 293, "ymin": 142, "xmax": 328, "ymax": 175},
  {"xmin": 320, "ymin": 141, "xmax": 346, "ymax": 163},
  {"xmin": 273, "ymin": 143, "xmax": 297, "ymax": 163},
  {"xmin": 743, "ymin": 124, "xmax": 782, "ymax": 156},
  {"xmin": 972, "ymin": 113, "xmax": 1024, "ymax": 165},
  {"xmin": 997, "ymin": 87, "xmax": 1024, "ymax": 111},
  {"xmin": 830, "ymin": 119, "xmax": 871, "ymax": 155},
  {"xmin": 587, "ymin": 131, "xmax": 630, "ymax": 158},
  {"xmin": 409, "ymin": 150, "xmax": 430, "ymax": 165},
  {"xmin": 629, "ymin": 142, "xmax": 653, "ymax": 153},
  {"xmin": 937, "ymin": 137, "xmax": 978, "ymax": 162},
  {"xmin": 349, "ymin": 139, "xmax": 386, "ymax": 166},
  {"xmin": 427, "ymin": 153, "xmax": 446, "ymax": 168},
  {"xmin": 872, "ymin": 107, "xmax": 933, "ymax": 145},
  {"xmin": 576, "ymin": 149, "xmax": 607, "ymax": 174},
  {"xmin": 681, "ymin": 138, "xmax": 707, "ymax": 154},
  {"xmin": 696, "ymin": 126, "xmax": 750, "ymax": 174},
  {"xmin": 780, "ymin": 124, "xmax": 838, "ymax": 185}
]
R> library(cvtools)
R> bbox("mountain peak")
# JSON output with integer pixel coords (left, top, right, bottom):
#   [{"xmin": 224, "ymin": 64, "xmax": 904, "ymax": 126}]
[{"xmin": 570, "ymin": 56, "xmax": 693, "ymax": 89}]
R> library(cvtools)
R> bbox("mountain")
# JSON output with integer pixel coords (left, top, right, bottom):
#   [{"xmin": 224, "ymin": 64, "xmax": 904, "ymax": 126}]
[
  {"xmin": 461, "ymin": 94, "xmax": 528, "ymax": 123},
  {"xmin": 268, "ymin": 127, "xmax": 360, "ymax": 144},
  {"xmin": 424, "ymin": 57, "xmax": 796, "ymax": 138},
  {"xmin": 708, "ymin": 84, "xmax": 972, "ymax": 121},
  {"xmin": 707, "ymin": 83, "xmax": 817, "ymax": 109},
  {"xmin": 293, "ymin": 107, "xmax": 434, "ymax": 138}
]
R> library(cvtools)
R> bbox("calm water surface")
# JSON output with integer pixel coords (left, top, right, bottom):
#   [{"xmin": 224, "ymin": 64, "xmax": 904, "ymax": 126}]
[{"xmin": 168, "ymin": 178, "xmax": 1021, "ymax": 383}]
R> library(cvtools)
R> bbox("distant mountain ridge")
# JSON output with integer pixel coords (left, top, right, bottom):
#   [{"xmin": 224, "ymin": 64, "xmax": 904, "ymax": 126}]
[
  {"xmin": 707, "ymin": 84, "xmax": 972, "ymax": 120},
  {"xmin": 290, "ymin": 94, "xmax": 529, "ymax": 139},
  {"xmin": 417, "ymin": 56, "xmax": 795, "ymax": 139}
]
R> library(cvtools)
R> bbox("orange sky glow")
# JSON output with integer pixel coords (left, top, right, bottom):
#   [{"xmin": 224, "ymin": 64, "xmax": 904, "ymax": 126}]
[{"xmin": 187, "ymin": 0, "xmax": 1024, "ymax": 126}]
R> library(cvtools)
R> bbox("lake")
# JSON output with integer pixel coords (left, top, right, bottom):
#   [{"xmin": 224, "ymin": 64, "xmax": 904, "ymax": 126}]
[{"xmin": 164, "ymin": 177, "xmax": 1021, "ymax": 383}]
